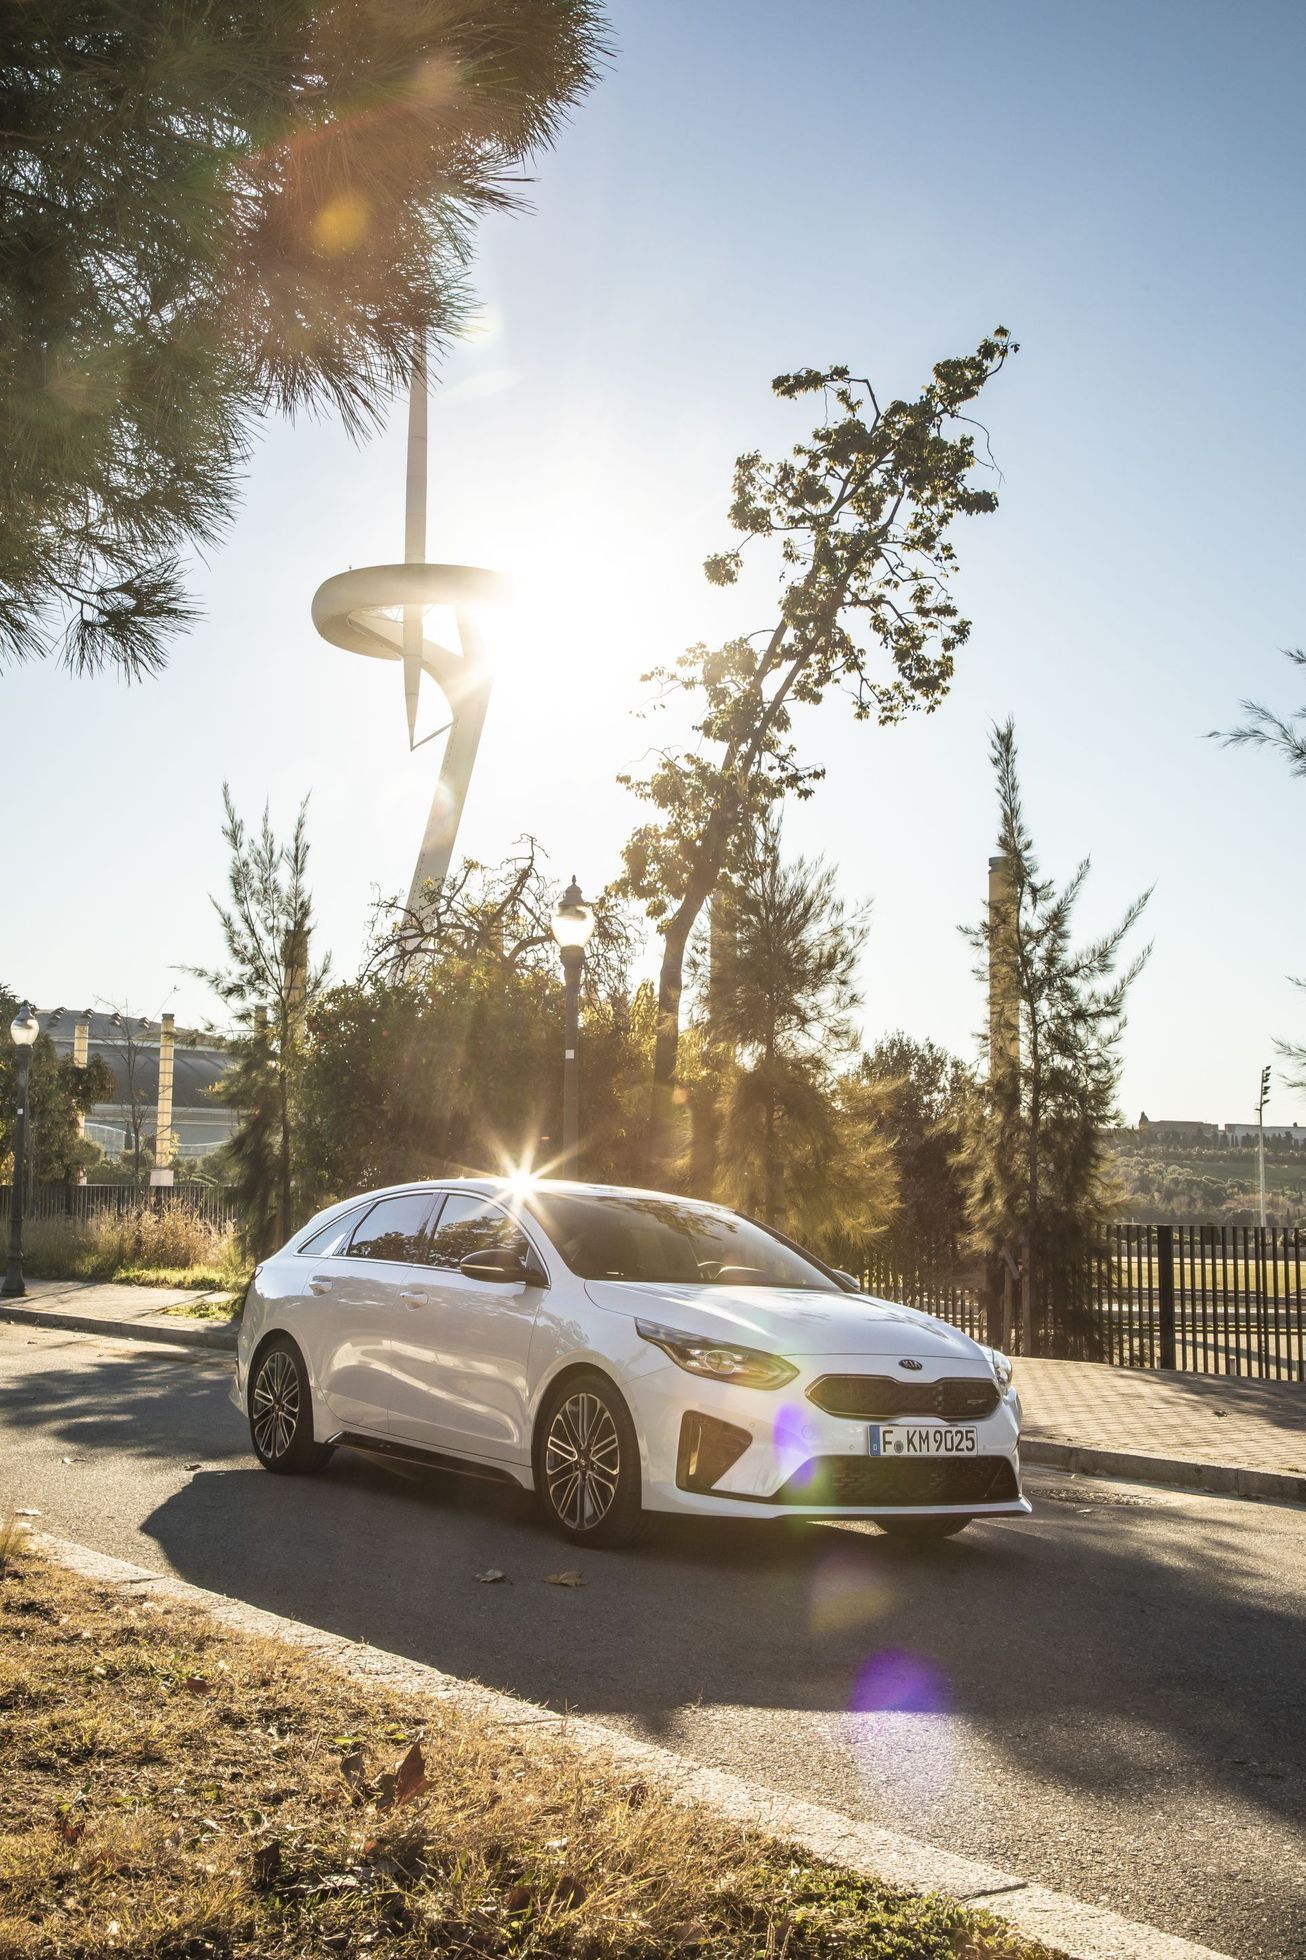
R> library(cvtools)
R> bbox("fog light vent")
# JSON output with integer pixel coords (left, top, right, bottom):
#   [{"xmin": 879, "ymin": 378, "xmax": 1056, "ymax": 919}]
[{"xmin": 677, "ymin": 1411, "xmax": 753, "ymax": 1493}]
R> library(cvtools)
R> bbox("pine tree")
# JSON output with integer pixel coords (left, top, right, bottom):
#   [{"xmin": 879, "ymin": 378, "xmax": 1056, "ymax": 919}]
[
  {"xmin": 703, "ymin": 821, "xmax": 896, "ymax": 1244},
  {"xmin": 0, "ymin": 0, "xmax": 606, "ymax": 676},
  {"xmin": 189, "ymin": 786, "xmax": 327, "ymax": 1254},
  {"xmin": 960, "ymin": 722, "xmax": 1151, "ymax": 1354},
  {"xmin": 620, "ymin": 330, "xmax": 1016, "ymax": 1178},
  {"xmin": 859, "ymin": 1032, "xmax": 971, "ymax": 1251}
]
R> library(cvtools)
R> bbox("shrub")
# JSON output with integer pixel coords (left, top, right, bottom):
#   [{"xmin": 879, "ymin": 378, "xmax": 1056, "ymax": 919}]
[{"xmin": 20, "ymin": 1204, "xmax": 243, "ymax": 1290}]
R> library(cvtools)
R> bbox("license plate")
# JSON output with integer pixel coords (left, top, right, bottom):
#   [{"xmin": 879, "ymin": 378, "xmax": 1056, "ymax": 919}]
[{"xmin": 869, "ymin": 1424, "xmax": 978, "ymax": 1457}]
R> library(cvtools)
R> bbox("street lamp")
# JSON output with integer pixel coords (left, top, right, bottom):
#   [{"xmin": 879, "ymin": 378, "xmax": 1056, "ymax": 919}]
[
  {"xmin": 550, "ymin": 877, "xmax": 595, "ymax": 1177},
  {"xmin": 3, "ymin": 1004, "xmax": 40, "ymax": 1299}
]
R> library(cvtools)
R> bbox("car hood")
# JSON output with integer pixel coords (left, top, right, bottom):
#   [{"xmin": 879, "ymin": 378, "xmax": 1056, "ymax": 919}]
[{"xmin": 583, "ymin": 1280, "xmax": 989, "ymax": 1363}]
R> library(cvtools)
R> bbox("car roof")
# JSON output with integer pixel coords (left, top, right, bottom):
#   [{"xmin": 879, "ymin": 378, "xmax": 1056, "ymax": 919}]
[{"xmin": 329, "ymin": 1175, "xmax": 726, "ymax": 1209}]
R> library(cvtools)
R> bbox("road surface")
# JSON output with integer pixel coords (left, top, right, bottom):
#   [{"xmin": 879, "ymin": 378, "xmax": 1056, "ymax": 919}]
[{"xmin": 2, "ymin": 1323, "xmax": 1303, "ymax": 1958}]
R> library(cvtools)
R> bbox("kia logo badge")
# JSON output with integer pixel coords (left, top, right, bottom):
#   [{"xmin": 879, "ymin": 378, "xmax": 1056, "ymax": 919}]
[{"xmin": 898, "ymin": 1358, "xmax": 923, "ymax": 1371}]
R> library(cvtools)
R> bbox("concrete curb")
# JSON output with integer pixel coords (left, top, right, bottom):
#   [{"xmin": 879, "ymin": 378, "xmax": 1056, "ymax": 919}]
[
  {"xmin": 0, "ymin": 1301, "xmax": 237, "ymax": 1352},
  {"xmin": 33, "ymin": 1530, "xmax": 1232, "ymax": 1960},
  {"xmin": 1022, "ymin": 1437, "xmax": 1305, "ymax": 1505}
]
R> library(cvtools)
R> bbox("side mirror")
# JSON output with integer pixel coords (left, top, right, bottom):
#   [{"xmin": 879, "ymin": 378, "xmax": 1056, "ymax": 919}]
[
  {"xmin": 834, "ymin": 1269, "xmax": 862, "ymax": 1294},
  {"xmin": 460, "ymin": 1247, "xmax": 545, "ymax": 1286}
]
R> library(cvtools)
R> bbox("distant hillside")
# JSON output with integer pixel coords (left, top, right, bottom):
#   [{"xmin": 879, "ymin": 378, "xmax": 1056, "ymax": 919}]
[{"xmin": 1106, "ymin": 1132, "xmax": 1306, "ymax": 1226}]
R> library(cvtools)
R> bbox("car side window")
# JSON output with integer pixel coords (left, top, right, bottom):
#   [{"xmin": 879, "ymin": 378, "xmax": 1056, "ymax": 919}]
[
  {"xmin": 345, "ymin": 1192, "xmax": 437, "ymax": 1264},
  {"xmin": 297, "ymin": 1209, "xmax": 363, "ymax": 1256},
  {"xmin": 426, "ymin": 1194, "xmax": 528, "ymax": 1271}
]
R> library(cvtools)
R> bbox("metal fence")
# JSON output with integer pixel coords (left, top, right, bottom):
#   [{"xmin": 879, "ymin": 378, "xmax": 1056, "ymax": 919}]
[
  {"xmin": 1077, "ymin": 1222, "xmax": 1303, "ymax": 1380},
  {"xmin": 0, "ymin": 1181, "xmax": 237, "ymax": 1228},
  {"xmin": 861, "ymin": 1223, "xmax": 1304, "ymax": 1382},
  {"xmin": 860, "ymin": 1239, "xmax": 988, "ymax": 1343}
]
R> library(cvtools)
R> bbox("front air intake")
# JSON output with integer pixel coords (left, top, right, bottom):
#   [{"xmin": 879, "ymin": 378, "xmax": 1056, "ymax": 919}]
[{"xmin": 677, "ymin": 1412, "xmax": 753, "ymax": 1493}]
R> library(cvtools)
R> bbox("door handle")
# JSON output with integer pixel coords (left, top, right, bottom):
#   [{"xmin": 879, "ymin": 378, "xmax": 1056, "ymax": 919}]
[
  {"xmin": 308, "ymin": 1275, "xmax": 333, "ymax": 1296},
  {"xmin": 399, "ymin": 1289, "xmax": 429, "ymax": 1308}
]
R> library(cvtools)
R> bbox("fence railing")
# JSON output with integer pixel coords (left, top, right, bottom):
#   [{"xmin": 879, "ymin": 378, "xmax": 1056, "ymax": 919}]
[
  {"xmin": 861, "ymin": 1223, "xmax": 1304, "ymax": 1381},
  {"xmin": 0, "ymin": 1181, "xmax": 237, "ymax": 1228}
]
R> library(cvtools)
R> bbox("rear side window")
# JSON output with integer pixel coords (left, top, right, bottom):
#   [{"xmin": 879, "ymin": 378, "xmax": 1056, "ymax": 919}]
[
  {"xmin": 345, "ymin": 1192, "xmax": 438, "ymax": 1263},
  {"xmin": 426, "ymin": 1194, "xmax": 528, "ymax": 1271},
  {"xmin": 297, "ymin": 1210, "xmax": 361, "ymax": 1256}
]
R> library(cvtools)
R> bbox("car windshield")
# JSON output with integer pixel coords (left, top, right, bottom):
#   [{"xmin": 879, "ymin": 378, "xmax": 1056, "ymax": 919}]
[{"xmin": 523, "ymin": 1191, "xmax": 840, "ymax": 1289}]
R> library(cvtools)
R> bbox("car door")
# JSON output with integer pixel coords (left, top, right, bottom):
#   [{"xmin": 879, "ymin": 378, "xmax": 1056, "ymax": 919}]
[
  {"xmin": 313, "ymin": 1190, "xmax": 439, "ymax": 1435},
  {"xmin": 386, "ymin": 1192, "xmax": 544, "ymax": 1464}
]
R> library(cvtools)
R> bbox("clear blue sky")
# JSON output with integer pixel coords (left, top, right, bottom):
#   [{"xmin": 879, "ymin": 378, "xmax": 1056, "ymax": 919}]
[{"xmin": 6, "ymin": 0, "xmax": 1304, "ymax": 1124}]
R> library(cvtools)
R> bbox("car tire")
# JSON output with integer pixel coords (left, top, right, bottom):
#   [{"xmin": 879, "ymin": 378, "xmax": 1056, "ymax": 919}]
[
  {"xmin": 876, "ymin": 1514, "xmax": 972, "ymax": 1541},
  {"xmin": 248, "ymin": 1336, "xmax": 333, "ymax": 1476},
  {"xmin": 534, "ymin": 1370, "xmax": 647, "ymax": 1549}
]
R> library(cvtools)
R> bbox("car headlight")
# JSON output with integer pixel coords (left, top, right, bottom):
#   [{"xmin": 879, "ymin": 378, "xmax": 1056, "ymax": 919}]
[
  {"xmin": 984, "ymin": 1346, "xmax": 1014, "ymax": 1393},
  {"xmin": 636, "ymin": 1319, "xmax": 798, "ymax": 1390}
]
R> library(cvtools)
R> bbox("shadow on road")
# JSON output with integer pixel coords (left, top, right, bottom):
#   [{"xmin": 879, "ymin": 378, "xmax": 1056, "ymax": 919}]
[{"xmin": 2, "ymin": 1340, "xmax": 1303, "ymax": 1851}]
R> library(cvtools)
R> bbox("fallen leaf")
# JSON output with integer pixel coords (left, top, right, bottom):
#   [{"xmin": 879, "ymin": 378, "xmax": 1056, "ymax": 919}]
[
  {"xmin": 184, "ymin": 1461, "xmax": 202, "ymax": 1470},
  {"xmin": 183, "ymin": 1675, "xmax": 210, "ymax": 1695},
  {"xmin": 543, "ymin": 1571, "xmax": 586, "ymax": 1587},
  {"xmin": 504, "ymin": 1885, "xmax": 532, "ymax": 1913},
  {"xmin": 554, "ymin": 1874, "xmax": 587, "ymax": 1909},
  {"xmin": 376, "ymin": 1740, "xmax": 427, "ymax": 1812},
  {"xmin": 14, "ymin": 1507, "xmax": 40, "ymax": 1518},
  {"xmin": 339, "ymin": 1748, "xmax": 366, "ymax": 1792},
  {"xmin": 251, "ymin": 1840, "xmax": 282, "ymax": 1888},
  {"xmin": 61, "ymin": 1457, "xmax": 78, "ymax": 1466},
  {"xmin": 476, "ymin": 1569, "xmax": 507, "ymax": 1584},
  {"xmin": 57, "ymin": 1813, "xmax": 86, "ymax": 1845}
]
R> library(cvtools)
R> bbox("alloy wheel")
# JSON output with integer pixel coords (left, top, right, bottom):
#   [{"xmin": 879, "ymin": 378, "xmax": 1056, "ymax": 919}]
[
  {"xmin": 252, "ymin": 1349, "xmax": 300, "ymax": 1462},
  {"xmin": 544, "ymin": 1391, "xmax": 620, "ymax": 1532}
]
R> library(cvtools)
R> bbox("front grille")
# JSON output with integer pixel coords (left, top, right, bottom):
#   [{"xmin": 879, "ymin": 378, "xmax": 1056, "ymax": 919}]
[
  {"xmin": 807, "ymin": 1374, "xmax": 1001, "ymax": 1421},
  {"xmin": 771, "ymin": 1455, "xmax": 1017, "ymax": 1509}
]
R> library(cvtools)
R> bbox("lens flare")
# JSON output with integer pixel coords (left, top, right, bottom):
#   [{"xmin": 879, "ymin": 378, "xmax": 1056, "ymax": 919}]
[
  {"xmin": 808, "ymin": 1549, "xmax": 894, "ymax": 1635},
  {"xmin": 771, "ymin": 1399, "xmax": 808, "ymax": 1458},
  {"xmin": 852, "ymin": 1648, "xmax": 949, "ymax": 1716}
]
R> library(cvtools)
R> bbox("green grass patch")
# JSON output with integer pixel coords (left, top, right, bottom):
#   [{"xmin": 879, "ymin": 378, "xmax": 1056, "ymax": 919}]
[{"xmin": 158, "ymin": 1292, "xmax": 244, "ymax": 1318}]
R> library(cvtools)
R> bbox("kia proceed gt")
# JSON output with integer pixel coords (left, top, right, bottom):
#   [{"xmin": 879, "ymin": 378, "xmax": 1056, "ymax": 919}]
[{"xmin": 233, "ymin": 1178, "xmax": 1028, "ymax": 1548}]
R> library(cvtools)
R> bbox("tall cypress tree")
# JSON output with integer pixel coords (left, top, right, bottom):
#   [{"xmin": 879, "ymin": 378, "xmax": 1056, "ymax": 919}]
[{"xmin": 959, "ymin": 722, "xmax": 1151, "ymax": 1354}]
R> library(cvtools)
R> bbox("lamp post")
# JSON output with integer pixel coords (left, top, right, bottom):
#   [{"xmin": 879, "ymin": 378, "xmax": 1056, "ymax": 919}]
[
  {"xmin": 3, "ymin": 1004, "xmax": 40, "ymax": 1298},
  {"xmin": 550, "ymin": 878, "xmax": 595, "ymax": 1177}
]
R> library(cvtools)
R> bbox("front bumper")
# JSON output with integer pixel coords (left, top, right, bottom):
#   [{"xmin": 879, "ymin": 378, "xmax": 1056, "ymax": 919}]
[{"xmin": 632, "ymin": 1357, "xmax": 1028, "ymax": 1520}]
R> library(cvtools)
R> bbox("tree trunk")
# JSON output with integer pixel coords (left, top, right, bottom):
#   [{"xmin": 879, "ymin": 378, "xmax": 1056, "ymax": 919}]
[{"xmin": 649, "ymin": 848, "xmax": 727, "ymax": 1182}]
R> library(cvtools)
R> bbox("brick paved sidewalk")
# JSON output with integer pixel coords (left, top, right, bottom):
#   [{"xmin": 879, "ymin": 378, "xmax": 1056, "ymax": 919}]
[
  {"xmin": 1, "ymin": 1276, "xmax": 236, "ymax": 1344},
  {"xmin": 1017, "ymin": 1356, "xmax": 1306, "ymax": 1480}
]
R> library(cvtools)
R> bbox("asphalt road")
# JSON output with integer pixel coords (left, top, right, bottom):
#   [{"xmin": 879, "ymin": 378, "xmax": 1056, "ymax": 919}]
[{"xmin": 3, "ymin": 1323, "xmax": 1304, "ymax": 1959}]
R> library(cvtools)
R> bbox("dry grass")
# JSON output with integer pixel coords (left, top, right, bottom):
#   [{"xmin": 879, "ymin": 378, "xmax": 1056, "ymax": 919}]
[
  {"xmin": 0, "ymin": 1546, "xmax": 1055, "ymax": 1960},
  {"xmin": 21, "ymin": 1206, "xmax": 245, "ymax": 1293}
]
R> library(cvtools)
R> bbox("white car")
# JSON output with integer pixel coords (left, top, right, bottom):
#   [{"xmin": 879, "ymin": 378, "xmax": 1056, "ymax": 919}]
[{"xmin": 233, "ymin": 1177, "xmax": 1028, "ymax": 1548}]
